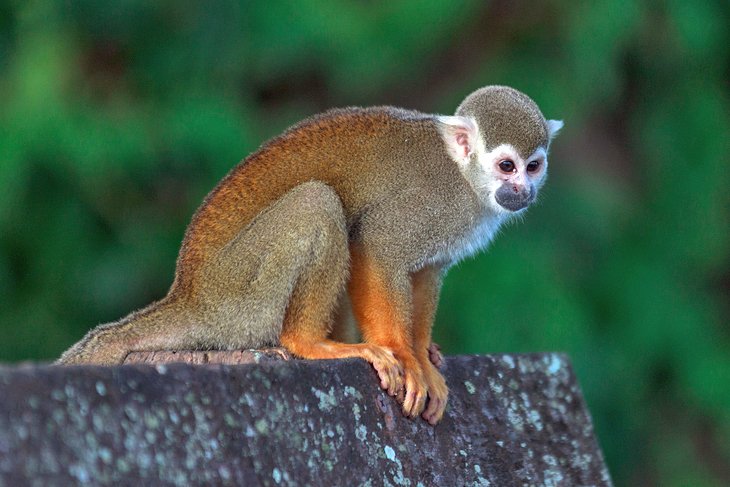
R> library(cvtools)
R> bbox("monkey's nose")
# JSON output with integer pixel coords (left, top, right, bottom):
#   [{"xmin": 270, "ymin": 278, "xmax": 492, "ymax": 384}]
[{"xmin": 495, "ymin": 183, "xmax": 532, "ymax": 212}]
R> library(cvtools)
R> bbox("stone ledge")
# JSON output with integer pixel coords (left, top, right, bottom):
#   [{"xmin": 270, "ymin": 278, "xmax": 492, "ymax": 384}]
[
  {"xmin": 0, "ymin": 353, "xmax": 612, "ymax": 486},
  {"xmin": 124, "ymin": 348, "xmax": 293, "ymax": 365}
]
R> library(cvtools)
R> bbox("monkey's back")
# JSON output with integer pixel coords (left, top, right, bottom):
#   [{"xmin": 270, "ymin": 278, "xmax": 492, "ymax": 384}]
[{"xmin": 171, "ymin": 107, "xmax": 455, "ymax": 293}]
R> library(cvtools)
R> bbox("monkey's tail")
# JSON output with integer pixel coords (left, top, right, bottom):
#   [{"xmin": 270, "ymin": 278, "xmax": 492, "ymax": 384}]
[{"xmin": 56, "ymin": 298, "xmax": 185, "ymax": 365}]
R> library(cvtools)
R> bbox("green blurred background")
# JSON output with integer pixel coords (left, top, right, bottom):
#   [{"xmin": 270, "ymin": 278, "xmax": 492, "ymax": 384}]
[{"xmin": 1, "ymin": 1, "xmax": 728, "ymax": 484}]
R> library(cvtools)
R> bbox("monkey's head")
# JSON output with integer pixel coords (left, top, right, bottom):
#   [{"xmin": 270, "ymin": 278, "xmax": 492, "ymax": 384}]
[{"xmin": 437, "ymin": 86, "xmax": 563, "ymax": 214}]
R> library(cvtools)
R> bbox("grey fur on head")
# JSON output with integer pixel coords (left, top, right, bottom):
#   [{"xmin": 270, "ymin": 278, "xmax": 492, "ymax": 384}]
[{"xmin": 456, "ymin": 86, "xmax": 549, "ymax": 157}]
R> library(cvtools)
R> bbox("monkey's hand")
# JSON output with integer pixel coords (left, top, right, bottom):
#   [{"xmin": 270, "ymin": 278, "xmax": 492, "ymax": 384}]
[
  {"xmin": 397, "ymin": 363, "xmax": 428, "ymax": 419},
  {"xmin": 427, "ymin": 342, "xmax": 444, "ymax": 369},
  {"xmin": 398, "ymin": 348, "xmax": 448, "ymax": 424},
  {"xmin": 396, "ymin": 349, "xmax": 448, "ymax": 421},
  {"xmin": 421, "ymin": 365, "xmax": 448, "ymax": 425},
  {"xmin": 358, "ymin": 345, "xmax": 405, "ymax": 397}
]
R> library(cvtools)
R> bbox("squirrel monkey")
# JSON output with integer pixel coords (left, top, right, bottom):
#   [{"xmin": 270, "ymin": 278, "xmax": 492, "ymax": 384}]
[{"xmin": 58, "ymin": 86, "xmax": 562, "ymax": 425}]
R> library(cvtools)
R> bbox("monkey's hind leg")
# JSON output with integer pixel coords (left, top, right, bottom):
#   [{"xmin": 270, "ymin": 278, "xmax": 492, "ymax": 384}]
[{"xmin": 241, "ymin": 182, "xmax": 404, "ymax": 396}]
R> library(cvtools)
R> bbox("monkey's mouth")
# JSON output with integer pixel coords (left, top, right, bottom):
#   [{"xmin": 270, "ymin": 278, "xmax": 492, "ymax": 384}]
[{"xmin": 494, "ymin": 184, "xmax": 534, "ymax": 212}]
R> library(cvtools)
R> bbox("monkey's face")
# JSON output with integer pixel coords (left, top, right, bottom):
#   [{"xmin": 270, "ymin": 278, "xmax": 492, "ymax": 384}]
[
  {"xmin": 480, "ymin": 143, "xmax": 547, "ymax": 214},
  {"xmin": 437, "ymin": 114, "xmax": 560, "ymax": 216}
]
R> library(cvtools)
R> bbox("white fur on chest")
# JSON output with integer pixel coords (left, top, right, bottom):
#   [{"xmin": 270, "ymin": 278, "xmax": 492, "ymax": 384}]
[{"xmin": 424, "ymin": 212, "xmax": 506, "ymax": 268}]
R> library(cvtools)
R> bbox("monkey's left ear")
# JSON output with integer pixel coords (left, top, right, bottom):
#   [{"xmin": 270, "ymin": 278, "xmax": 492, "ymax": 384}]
[
  {"xmin": 547, "ymin": 120, "xmax": 564, "ymax": 140},
  {"xmin": 436, "ymin": 115, "xmax": 479, "ymax": 166}
]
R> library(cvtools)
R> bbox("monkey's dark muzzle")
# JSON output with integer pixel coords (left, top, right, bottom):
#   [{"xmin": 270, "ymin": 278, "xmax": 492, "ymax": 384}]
[{"xmin": 495, "ymin": 184, "xmax": 534, "ymax": 212}]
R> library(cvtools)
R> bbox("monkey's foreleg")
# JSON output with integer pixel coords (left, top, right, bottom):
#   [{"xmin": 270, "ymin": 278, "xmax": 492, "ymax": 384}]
[
  {"xmin": 411, "ymin": 265, "xmax": 449, "ymax": 425},
  {"xmin": 348, "ymin": 245, "xmax": 429, "ymax": 419}
]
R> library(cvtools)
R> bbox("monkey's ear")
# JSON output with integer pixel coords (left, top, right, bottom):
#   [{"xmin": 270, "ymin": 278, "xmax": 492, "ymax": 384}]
[
  {"xmin": 547, "ymin": 120, "xmax": 564, "ymax": 140},
  {"xmin": 436, "ymin": 115, "xmax": 479, "ymax": 165}
]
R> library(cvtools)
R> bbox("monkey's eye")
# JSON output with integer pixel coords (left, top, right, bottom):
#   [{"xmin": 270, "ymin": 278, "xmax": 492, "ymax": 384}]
[
  {"xmin": 526, "ymin": 160, "xmax": 541, "ymax": 173},
  {"xmin": 498, "ymin": 160, "xmax": 515, "ymax": 173}
]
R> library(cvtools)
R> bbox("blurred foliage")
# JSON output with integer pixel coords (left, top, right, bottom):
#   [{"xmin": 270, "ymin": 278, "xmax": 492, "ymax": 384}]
[{"xmin": 1, "ymin": 1, "xmax": 729, "ymax": 485}]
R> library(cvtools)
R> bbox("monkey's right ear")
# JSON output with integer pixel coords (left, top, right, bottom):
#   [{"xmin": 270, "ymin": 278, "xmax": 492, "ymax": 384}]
[
  {"xmin": 436, "ymin": 116, "xmax": 479, "ymax": 166},
  {"xmin": 547, "ymin": 120, "xmax": 564, "ymax": 140}
]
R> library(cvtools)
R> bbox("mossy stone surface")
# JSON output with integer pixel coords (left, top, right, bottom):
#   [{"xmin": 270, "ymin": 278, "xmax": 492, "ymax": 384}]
[{"xmin": 0, "ymin": 353, "xmax": 612, "ymax": 486}]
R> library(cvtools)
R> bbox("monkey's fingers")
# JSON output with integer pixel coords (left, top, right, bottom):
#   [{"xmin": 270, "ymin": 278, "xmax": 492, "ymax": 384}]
[
  {"xmin": 396, "ymin": 386, "xmax": 405, "ymax": 404},
  {"xmin": 421, "ymin": 368, "xmax": 448, "ymax": 425},
  {"xmin": 422, "ymin": 397, "xmax": 446, "ymax": 425},
  {"xmin": 363, "ymin": 346, "xmax": 404, "ymax": 397},
  {"xmin": 371, "ymin": 361, "xmax": 400, "ymax": 396},
  {"xmin": 401, "ymin": 369, "xmax": 428, "ymax": 418},
  {"xmin": 427, "ymin": 342, "xmax": 444, "ymax": 369}
]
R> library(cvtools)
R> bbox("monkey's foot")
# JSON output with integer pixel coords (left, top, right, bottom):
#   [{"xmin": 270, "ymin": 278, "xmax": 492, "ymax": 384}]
[
  {"xmin": 279, "ymin": 336, "xmax": 404, "ymax": 397},
  {"xmin": 428, "ymin": 342, "xmax": 444, "ymax": 369},
  {"xmin": 359, "ymin": 345, "xmax": 404, "ymax": 397},
  {"xmin": 421, "ymin": 365, "xmax": 448, "ymax": 425}
]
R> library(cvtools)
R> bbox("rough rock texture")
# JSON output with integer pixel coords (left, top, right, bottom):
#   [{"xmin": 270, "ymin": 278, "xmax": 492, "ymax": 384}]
[
  {"xmin": 124, "ymin": 348, "xmax": 294, "ymax": 365},
  {"xmin": 0, "ymin": 353, "xmax": 612, "ymax": 486}
]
